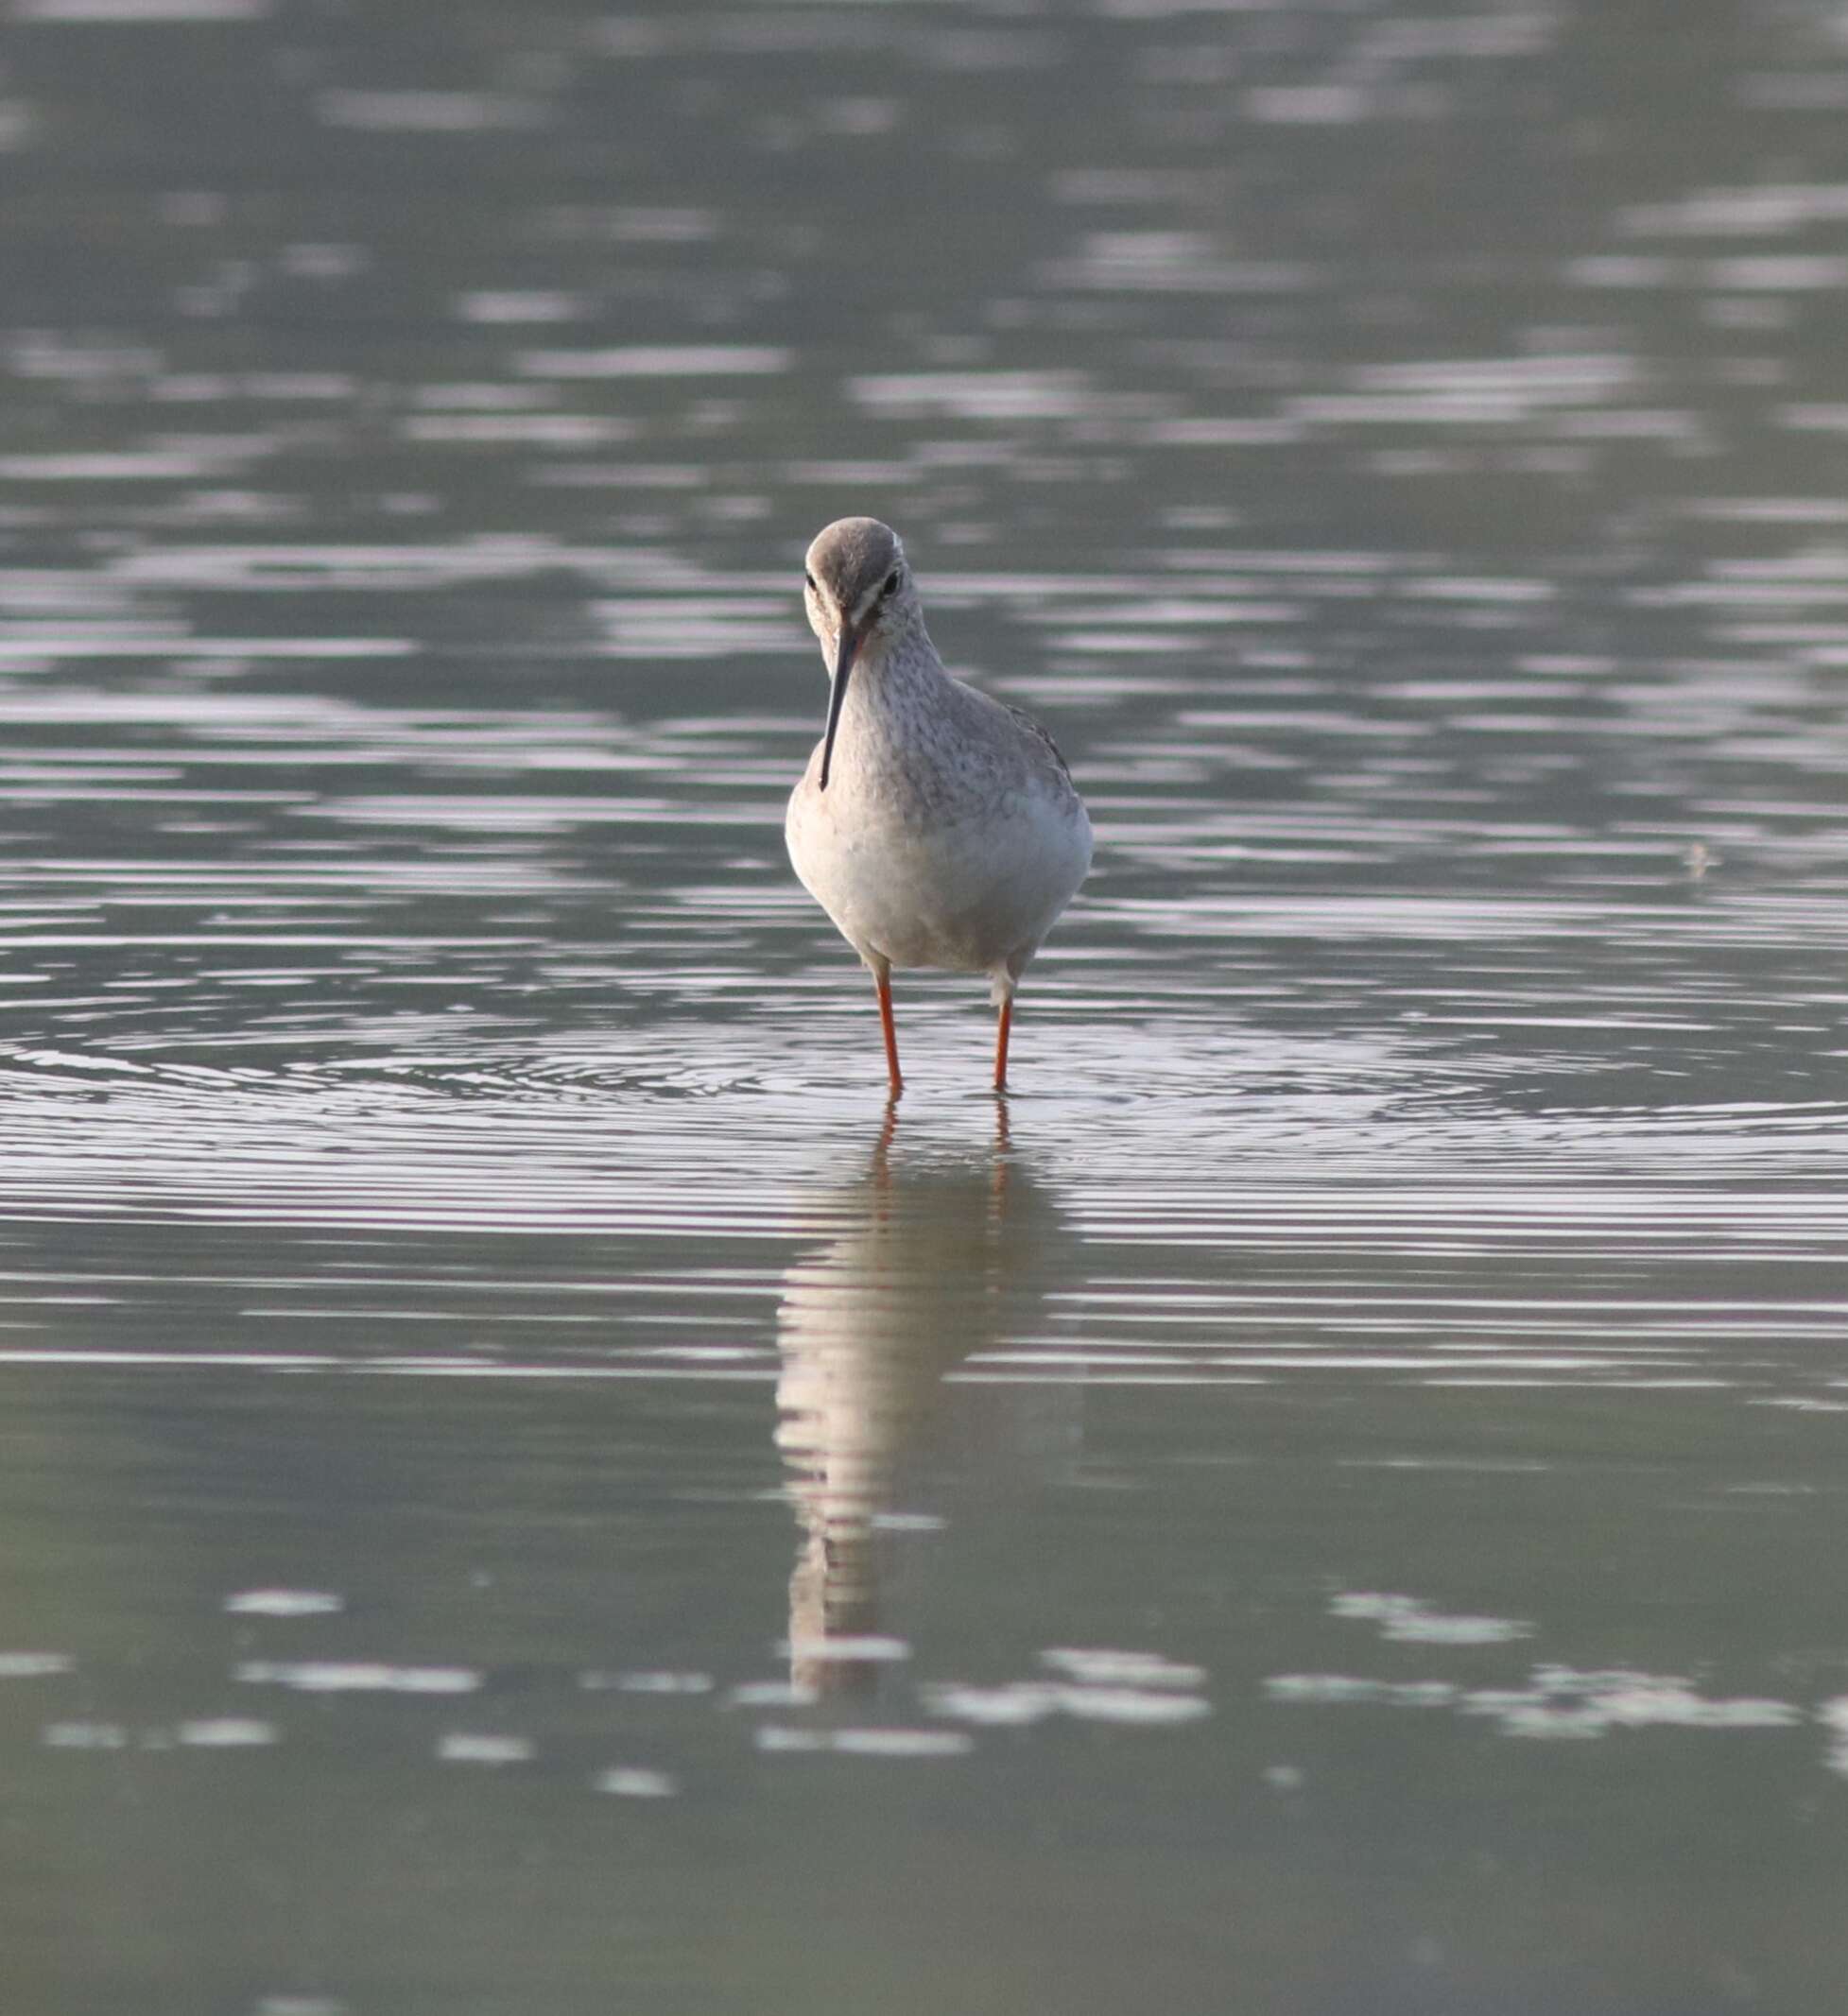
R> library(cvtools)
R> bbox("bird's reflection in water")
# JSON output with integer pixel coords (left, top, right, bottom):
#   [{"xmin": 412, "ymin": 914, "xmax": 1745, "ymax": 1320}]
[{"xmin": 775, "ymin": 1104, "xmax": 1075, "ymax": 1696}]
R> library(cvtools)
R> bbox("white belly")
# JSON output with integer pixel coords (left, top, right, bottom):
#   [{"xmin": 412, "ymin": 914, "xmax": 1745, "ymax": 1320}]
[{"xmin": 786, "ymin": 778, "xmax": 1091, "ymax": 982}]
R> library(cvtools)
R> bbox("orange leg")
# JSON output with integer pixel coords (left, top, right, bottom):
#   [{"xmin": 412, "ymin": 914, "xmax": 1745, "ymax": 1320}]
[
  {"xmin": 874, "ymin": 966, "xmax": 903, "ymax": 1094},
  {"xmin": 993, "ymin": 995, "xmax": 1013, "ymax": 1094}
]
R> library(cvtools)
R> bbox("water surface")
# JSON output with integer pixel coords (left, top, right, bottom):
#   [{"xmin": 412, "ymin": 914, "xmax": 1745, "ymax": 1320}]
[{"xmin": 3, "ymin": 2, "xmax": 1848, "ymax": 2011}]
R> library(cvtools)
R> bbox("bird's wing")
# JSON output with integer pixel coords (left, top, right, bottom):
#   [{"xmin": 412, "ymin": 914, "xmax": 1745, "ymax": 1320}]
[{"xmin": 1002, "ymin": 702, "xmax": 1075, "ymax": 782}]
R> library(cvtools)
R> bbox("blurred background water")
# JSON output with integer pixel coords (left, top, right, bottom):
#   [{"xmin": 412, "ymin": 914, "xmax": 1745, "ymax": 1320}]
[{"xmin": 2, "ymin": 0, "xmax": 1848, "ymax": 2009}]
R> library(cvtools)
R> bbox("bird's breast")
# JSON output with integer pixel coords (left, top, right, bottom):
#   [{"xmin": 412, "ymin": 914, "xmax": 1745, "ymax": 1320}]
[{"xmin": 787, "ymin": 766, "xmax": 1089, "ymax": 974}]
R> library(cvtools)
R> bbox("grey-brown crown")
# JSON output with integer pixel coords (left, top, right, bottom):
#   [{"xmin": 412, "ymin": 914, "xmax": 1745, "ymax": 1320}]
[{"xmin": 804, "ymin": 517, "xmax": 907, "ymax": 624}]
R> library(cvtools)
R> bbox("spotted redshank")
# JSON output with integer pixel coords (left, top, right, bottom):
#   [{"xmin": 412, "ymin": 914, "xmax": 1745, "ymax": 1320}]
[{"xmin": 785, "ymin": 517, "xmax": 1092, "ymax": 1094}]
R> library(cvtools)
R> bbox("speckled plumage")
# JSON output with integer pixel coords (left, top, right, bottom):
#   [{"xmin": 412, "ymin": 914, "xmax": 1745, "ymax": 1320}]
[{"xmin": 785, "ymin": 518, "xmax": 1091, "ymax": 1087}]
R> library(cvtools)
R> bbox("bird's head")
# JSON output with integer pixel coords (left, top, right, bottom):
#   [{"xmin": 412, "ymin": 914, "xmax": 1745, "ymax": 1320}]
[{"xmin": 802, "ymin": 517, "xmax": 919, "ymax": 790}]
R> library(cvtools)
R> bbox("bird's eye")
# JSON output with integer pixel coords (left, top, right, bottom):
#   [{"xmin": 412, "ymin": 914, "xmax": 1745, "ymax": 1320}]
[
  {"xmin": 804, "ymin": 570, "xmax": 817, "ymax": 592},
  {"xmin": 882, "ymin": 569, "xmax": 901, "ymax": 596}
]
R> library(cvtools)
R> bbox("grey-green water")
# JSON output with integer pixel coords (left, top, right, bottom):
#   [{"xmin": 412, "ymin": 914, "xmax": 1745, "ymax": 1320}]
[{"xmin": 4, "ymin": 2, "xmax": 1848, "ymax": 2010}]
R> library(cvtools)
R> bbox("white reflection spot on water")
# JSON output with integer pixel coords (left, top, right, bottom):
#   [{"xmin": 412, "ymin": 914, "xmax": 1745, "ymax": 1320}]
[
  {"xmin": 437, "ymin": 1733, "xmax": 535, "ymax": 1766},
  {"xmin": 178, "ymin": 1718, "xmax": 278, "ymax": 1747},
  {"xmin": 1269, "ymin": 1667, "xmax": 1803, "ymax": 1743},
  {"xmin": 579, "ymin": 1670, "xmax": 714, "ymax": 1696},
  {"xmin": 224, "ymin": 1589, "xmax": 344, "ymax": 1617},
  {"xmin": 454, "ymin": 291, "xmax": 583, "ymax": 325},
  {"xmin": 781, "ymin": 1634, "xmax": 909, "ymax": 1664},
  {"xmin": 0, "ymin": 452, "xmax": 260, "ymax": 482},
  {"xmin": 592, "ymin": 1767, "xmax": 678, "ymax": 1798},
  {"xmin": 516, "ymin": 346, "xmax": 789, "ymax": 379},
  {"xmin": 726, "ymin": 1680, "xmax": 818, "ymax": 1710},
  {"xmin": 757, "ymin": 1726, "xmax": 974, "ymax": 1759},
  {"xmin": 1817, "ymin": 1700, "xmax": 1848, "ymax": 1775},
  {"xmin": 1243, "ymin": 85, "xmax": 1373, "ymax": 125},
  {"xmin": 1460, "ymin": 1669, "xmax": 1801, "ymax": 1740},
  {"xmin": 236, "ymin": 1661, "xmax": 480, "ymax": 1694},
  {"xmin": 1055, "ymin": 1688, "xmax": 1213, "ymax": 1726},
  {"xmin": 1331, "ymin": 1592, "xmax": 1534, "ymax": 1646},
  {"xmin": 1040, "ymin": 1646, "xmax": 1207, "ymax": 1688},
  {"xmin": 832, "ymin": 1729, "xmax": 975, "ymax": 1758},
  {"xmin": 1266, "ymin": 1677, "xmax": 1458, "ymax": 1710},
  {"xmin": 0, "ymin": 1652, "xmax": 73, "ymax": 1678},
  {"xmin": 316, "ymin": 91, "xmax": 549, "ymax": 133},
  {"xmin": 921, "ymin": 1683, "xmax": 1054, "ymax": 1728},
  {"xmin": 15, "ymin": 0, "xmax": 268, "ymax": 15},
  {"xmin": 42, "ymin": 1721, "xmax": 128, "ymax": 1749},
  {"xmin": 924, "ymin": 1679, "xmax": 1211, "ymax": 1729}
]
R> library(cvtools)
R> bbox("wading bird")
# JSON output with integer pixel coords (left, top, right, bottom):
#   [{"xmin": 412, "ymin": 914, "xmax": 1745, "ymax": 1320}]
[{"xmin": 786, "ymin": 518, "xmax": 1091, "ymax": 1094}]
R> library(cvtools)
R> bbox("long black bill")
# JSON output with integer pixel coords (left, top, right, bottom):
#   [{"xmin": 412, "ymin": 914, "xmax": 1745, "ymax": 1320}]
[{"xmin": 818, "ymin": 622, "xmax": 861, "ymax": 792}]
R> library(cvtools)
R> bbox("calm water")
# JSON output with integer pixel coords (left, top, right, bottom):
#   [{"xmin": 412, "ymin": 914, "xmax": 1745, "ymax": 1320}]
[{"xmin": 4, "ymin": 2, "xmax": 1848, "ymax": 2010}]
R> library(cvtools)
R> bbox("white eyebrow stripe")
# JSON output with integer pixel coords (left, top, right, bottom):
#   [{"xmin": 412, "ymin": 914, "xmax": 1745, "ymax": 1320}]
[{"xmin": 851, "ymin": 560, "xmax": 903, "ymax": 628}]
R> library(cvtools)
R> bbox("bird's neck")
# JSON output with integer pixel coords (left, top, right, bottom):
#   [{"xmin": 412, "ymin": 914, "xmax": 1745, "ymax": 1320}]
[
  {"xmin": 848, "ymin": 621, "xmax": 944, "ymax": 705},
  {"xmin": 824, "ymin": 623, "xmax": 955, "ymax": 800}
]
